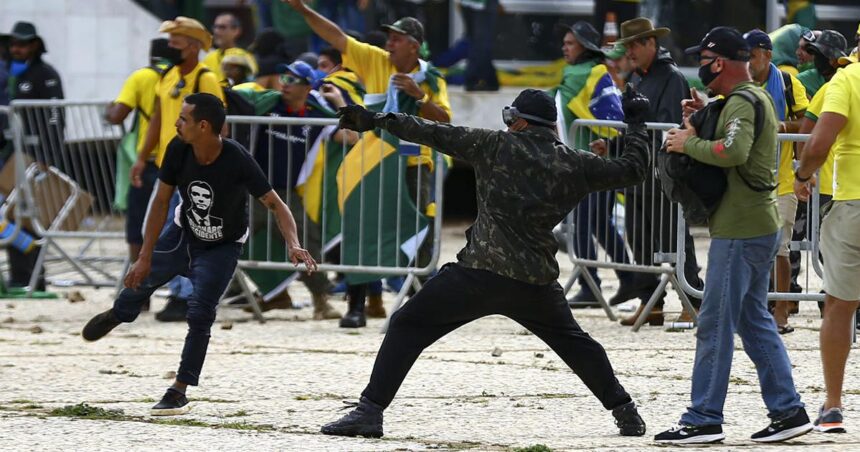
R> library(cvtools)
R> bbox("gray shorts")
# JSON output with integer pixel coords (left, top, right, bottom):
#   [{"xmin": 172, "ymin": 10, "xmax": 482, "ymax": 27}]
[{"xmin": 821, "ymin": 200, "xmax": 860, "ymax": 301}]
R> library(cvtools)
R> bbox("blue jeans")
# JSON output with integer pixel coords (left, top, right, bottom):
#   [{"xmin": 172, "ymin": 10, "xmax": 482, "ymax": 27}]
[
  {"xmin": 572, "ymin": 191, "xmax": 634, "ymax": 290},
  {"xmin": 680, "ymin": 232, "xmax": 803, "ymax": 426},
  {"xmin": 166, "ymin": 192, "xmax": 193, "ymax": 299},
  {"xmin": 113, "ymin": 222, "xmax": 242, "ymax": 385}
]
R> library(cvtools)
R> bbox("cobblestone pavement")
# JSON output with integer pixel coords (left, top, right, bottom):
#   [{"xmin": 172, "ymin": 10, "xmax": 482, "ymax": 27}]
[{"xmin": 1, "ymin": 225, "xmax": 858, "ymax": 451}]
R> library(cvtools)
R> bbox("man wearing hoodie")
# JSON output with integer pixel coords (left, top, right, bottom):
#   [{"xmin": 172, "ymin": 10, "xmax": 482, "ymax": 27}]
[{"xmin": 606, "ymin": 18, "xmax": 703, "ymax": 326}]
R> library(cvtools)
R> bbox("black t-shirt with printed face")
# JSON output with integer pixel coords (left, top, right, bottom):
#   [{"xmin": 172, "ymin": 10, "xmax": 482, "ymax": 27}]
[{"xmin": 159, "ymin": 137, "xmax": 272, "ymax": 246}]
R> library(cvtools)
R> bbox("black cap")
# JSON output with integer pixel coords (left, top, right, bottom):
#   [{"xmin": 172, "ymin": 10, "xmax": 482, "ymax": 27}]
[
  {"xmin": 3, "ymin": 21, "xmax": 46, "ymax": 53},
  {"xmin": 806, "ymin": 30, "xmax": 848, "ymax": 60},
  {"xmin": 512, "ymin": 89, "xmax": 557, "ymax": 124},
  {"xmin": 557, "ymin": 21, "xmax": 604, "ymax": 55},
  {"xmin": 381, "ymin": 17, "xmax": 424, "ymax": 44},
  {"xmin": 257, "ymin": 56, "xmax": 285, "ymax": 77},
  {"xmin": 685, "ymin": 26, "xmax": 751, "ymax": 61}
]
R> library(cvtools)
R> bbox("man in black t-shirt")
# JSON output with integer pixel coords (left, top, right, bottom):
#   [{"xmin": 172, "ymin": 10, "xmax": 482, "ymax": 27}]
[{"xmin": 81, "ymin": 93, "xmax": 316, "ymax": 416}]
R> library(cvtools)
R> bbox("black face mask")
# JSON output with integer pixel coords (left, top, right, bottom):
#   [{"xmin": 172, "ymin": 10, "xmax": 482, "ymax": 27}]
[
  {"xmin": 163, "ymin": 47, "xmax": 185, "ymax": 65},
  {"xmin": 698, "ymin": 58, "xmax": 720, "ymax": 88}
]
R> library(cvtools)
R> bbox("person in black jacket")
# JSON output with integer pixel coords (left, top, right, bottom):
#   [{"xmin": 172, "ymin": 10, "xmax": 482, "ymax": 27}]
[
  {"xmin": 319, "ymin": 87, "xmax": 650, "ymax": 439},
  {"xmin": 606, "ymin": 18, "xmax": 703, "ymax": 326},
  {"xmin": 2, "ymin": 21, "xmax": 64, "ymax": 291}
]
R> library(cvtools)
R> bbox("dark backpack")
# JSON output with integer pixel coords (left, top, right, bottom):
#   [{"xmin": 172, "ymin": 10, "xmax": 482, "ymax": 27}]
[{"xmin": 656, "ymin": 89, "xmax": 774, "ymax": 226}]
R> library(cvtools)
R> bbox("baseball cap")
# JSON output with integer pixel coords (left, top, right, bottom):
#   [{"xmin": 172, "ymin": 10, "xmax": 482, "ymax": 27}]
[
  {"xmin": 838, "ymin": 47, "xmax": 858, "ymax": 66},
  {"xmin": 743, "ymin": 29, "xmax": 772, "ymax": 51},
  {"xmin": 276, "ymin": 60, "xmax": 316, "ymax": 85},
  {"xmin": 805, "ymin": 29, "xmax": 848, "ymax": 61},
  {"xmin": 685, "ymin": 26, "xmax": 751, "ymax": 61},
  {"xmin": 381, "ymin": 17, "xmax": 424, "ymax": 44},
  {"xmin": 510, "ymin": 89, "xmax": 557, "ymax": 125}
]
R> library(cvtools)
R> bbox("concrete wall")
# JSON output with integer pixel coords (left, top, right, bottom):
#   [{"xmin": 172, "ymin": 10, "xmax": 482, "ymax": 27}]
[{"xmin": 1, "ymin": 0, "xmax": 161, "ymax": 101}]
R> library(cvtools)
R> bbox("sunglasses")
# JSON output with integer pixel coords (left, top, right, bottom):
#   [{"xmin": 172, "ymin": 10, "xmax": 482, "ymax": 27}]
[
  {"xmin": 170, "ymin": 79, "xmax": 186, "ymax": 98},
  {"xmin": 801, "ymin": 29, "xmax": 816, "ymax": 43},
  {"xmin": 279, "ymin": 74, "xmax": 308, "ymax": 86}
]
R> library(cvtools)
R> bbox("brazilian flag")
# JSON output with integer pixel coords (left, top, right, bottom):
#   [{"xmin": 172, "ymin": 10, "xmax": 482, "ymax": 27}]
[
  {"xmin": 549, "ymin": 59, "xmax": 623, "ymax": 149},
  {"xmin": 336, "ymin": 69, "xmax": 442, "ymax": 284}
]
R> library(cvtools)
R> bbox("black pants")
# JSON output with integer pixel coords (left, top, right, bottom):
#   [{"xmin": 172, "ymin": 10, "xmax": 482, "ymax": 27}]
[{"xmin": 361, "ymin": 263, "xmax": 632, "ymax": 410}]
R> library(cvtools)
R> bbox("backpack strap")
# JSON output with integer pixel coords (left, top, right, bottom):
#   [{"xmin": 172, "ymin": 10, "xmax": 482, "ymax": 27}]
[
  {"xmin": 727, "ymin": 89, "xmax": 776, "ymax": 193},
  {"xmin": 193, "ymin": 67, "xmax": 211, "ymax": 94},
  {"xmin": 780, "ymin": 70, "xmax": 796, "ymax": 116}
]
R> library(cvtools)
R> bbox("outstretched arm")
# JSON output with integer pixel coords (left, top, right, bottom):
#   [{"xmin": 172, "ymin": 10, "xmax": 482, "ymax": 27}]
[
  {"xmin": 258, "ymin": 190, "xmax": 318, "ymax": 272},
  {"xmin": 282, "ymin": 0, "xmax": 347, "ymax": 52},
  {"xmin": 337, "ymin": 106, "xmax": 496, "ymax": 163},
  {"xmin": 581, "ymin": 126, "xmax": 649, "ymax": 192}
]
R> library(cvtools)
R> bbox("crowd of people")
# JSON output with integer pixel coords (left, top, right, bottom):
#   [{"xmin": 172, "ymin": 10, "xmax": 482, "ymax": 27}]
[{"xmin": 1, "ymin": 0, "xmax": 860, "ymax": 445}]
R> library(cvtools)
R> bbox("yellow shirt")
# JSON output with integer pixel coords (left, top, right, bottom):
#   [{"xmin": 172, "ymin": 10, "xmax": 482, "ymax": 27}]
[
  {"xmin": 822, "ymin": 63, "xmax": 860, "ymax": 200},
  {"xmin": 768, "ymin": 72, "xmax": 809, "ymax": 195},
  {"xmin": 777, "ymin": 64, "xmax": 799, "ymax": 77},
  {"xmin": 805, "ymin": 82, "xmax": 836, "ymax": 196},
  {"xmin": 232, "ymin": 81, "xmax": 265, "ymax": 91},
  {"xmin": 202, "ymin": 47, "xmax": 258, "ymax": 85},
  {"xmin": 342, "ymin": 37, "xmax": 452, "ymax": 167},
  {"xmin": 154, "ymin": 64, "xmax": 225, "ymax": 166},
  {"xmin": 115, "ymin": 67, "xmax": 162, "ymax": 154}
]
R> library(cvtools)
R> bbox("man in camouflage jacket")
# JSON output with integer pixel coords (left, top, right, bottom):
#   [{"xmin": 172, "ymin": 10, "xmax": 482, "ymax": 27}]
[{"xmin": 319, "ymin": 87, "xmax": 653, "ymax": 439}]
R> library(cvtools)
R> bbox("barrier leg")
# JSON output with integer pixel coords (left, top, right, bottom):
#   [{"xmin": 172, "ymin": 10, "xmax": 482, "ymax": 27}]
[
  {"xmin": 381, "ymin": 273, "xmax": 415, "ymax": 333},
  {"xmin": 233, "ymin": 269, "xmax": 265, "ymax": 324},
  {"xmin": 671, "ymin": 274, "xmax": 698, "ymax": 324},
  {"xmin": 631, "ymin": 272, "xmax": 670, "ymax": 332},
  {"xmin": 580, "ymin": 268, "xmax": 616, "ymax": 321}
]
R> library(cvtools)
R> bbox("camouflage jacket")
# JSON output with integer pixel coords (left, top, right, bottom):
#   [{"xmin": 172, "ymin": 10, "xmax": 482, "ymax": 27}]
[{"xmin": 378, "ymin": 113, "xmax": 650, "ymax": 285}]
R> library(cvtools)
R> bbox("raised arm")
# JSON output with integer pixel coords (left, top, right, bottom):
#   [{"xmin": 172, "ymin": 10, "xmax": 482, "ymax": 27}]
[
  {"xmin": 337, "ymin": 105, "xmax": 495, "ymax": 163},
  {"xmin": 282, "ymin": 0, "xmax": 347, "ymax": 52},
  {"xmin": 258, "ymin": 190, "xmax": 318, "ymax": 271}
]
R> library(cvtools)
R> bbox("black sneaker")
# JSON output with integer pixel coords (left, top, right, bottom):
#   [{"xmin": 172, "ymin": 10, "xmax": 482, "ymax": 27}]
[
  {"xmin": 814, "ymin": 405, "xmax": 846, "ymax": 433},
  {"xmin": 321, "ymin": 397, "xmax": 383, "ymax": 438},
  {"xmin": 150, "ymin": 388, "xmax": 191, "ymax": 416},
  {"xmin": 751, "ymin": 407, "xmax": 812, "ymax": 442},
  {"xmin": 654, "ymin": 424, "xmax": 725, "ymax": 444},
  {"xmin": 612, "ymin": 401, "xmax": 646, "ymax": 436},
  {"xmin": 82, "ymin": 309, "xmax": 121, "ymax": 342},
  {"xmin": 155, "ymin": 297, "xmax": 187, "ymax": 322},
  {"xmin": 339, "ymin": 311, "xmax": 367, "ymax": 328}
]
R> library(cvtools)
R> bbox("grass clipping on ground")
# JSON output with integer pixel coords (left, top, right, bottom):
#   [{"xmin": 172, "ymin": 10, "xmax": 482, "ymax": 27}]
[{"xmin": 46, "ymin": 403, "xmax": 274, "ymax": 431}]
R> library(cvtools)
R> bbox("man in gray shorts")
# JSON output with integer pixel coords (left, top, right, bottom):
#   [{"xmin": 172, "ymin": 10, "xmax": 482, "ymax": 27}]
[{"xmin": 794, "ymin": 60, "xmax": 860, "ymax": 434}]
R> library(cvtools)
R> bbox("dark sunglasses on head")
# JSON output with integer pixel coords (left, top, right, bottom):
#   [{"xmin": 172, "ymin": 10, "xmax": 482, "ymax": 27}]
[
  {"xmin": 802, "ymin": 28, "xmax": 816, "ymax": 43},
  {"xmin": 280, "ymin": 74, "xmax": 308, "ymax": 86},
  {"xmin": 170, "ymin": 79, "xmax": 187, "ymax": 98}
]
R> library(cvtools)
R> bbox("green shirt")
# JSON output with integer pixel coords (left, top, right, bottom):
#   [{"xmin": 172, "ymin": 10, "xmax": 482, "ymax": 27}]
[
  {"xmin": 797, "ymin": 68, "xmax": 825, "ymax": 97},
  {"xmin": 683, "ymin": 82, "xmax": 779, "ymax": 239}
]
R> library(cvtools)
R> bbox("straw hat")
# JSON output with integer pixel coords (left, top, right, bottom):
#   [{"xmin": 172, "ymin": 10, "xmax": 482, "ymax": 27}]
[{"xmin": 159, "ymin": 16, "xmax": 212, "ymax": 51}]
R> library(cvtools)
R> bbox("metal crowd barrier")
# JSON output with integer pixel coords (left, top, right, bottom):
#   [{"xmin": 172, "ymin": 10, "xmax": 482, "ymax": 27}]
[
  {"xmin": 564, "ymin": 118, "xmax": 827, "ymax": 331},
  {"xmin": 5, "ymin": 100, "xmax": 127, "ymax": 294},
  {"xmin": 674, "ymin": 133, "xmax": 826, "ymax": 303},
  {"xmin": 226, "ymin": 115, "xmax": 444, "ymax": 326},
  {"xmin": 563, "ymin": 119, "xmax": 698, "ymax": 327}
]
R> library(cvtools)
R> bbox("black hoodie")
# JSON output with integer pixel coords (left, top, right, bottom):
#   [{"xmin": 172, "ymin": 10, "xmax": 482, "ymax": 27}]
[{"xmin": 629, "ymin": 46, "xmax": 689, "ymax": 125}]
